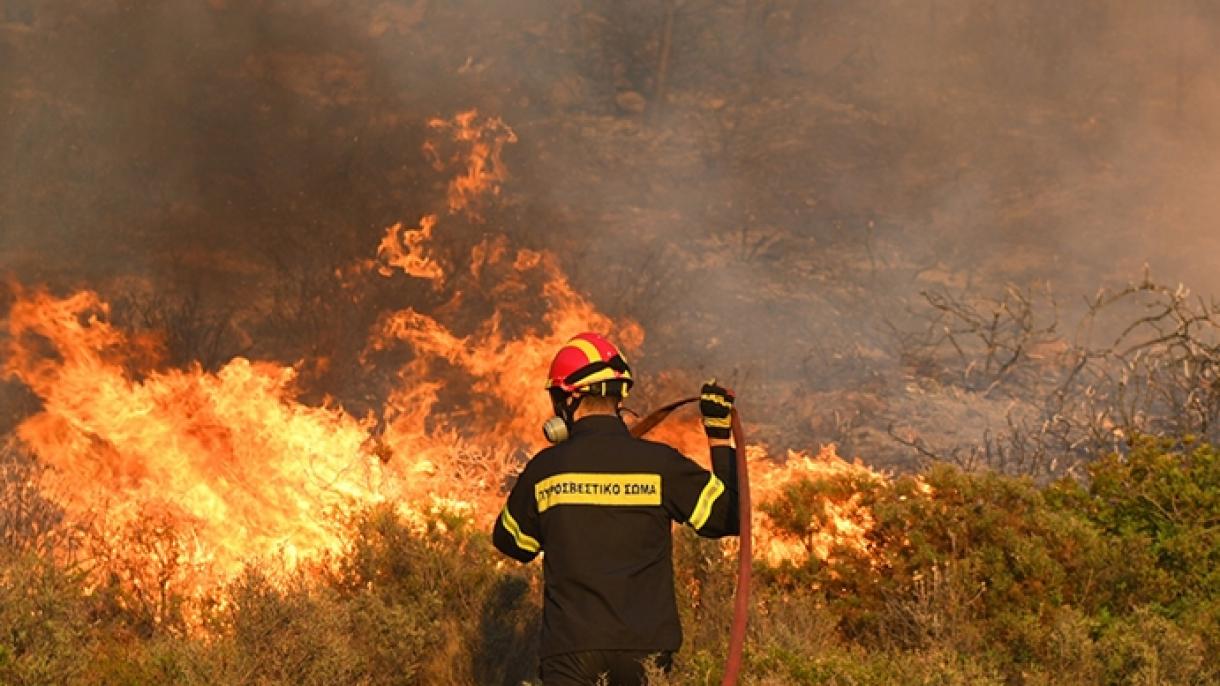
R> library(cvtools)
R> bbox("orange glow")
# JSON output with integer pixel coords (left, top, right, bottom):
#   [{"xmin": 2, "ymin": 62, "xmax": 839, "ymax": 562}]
[
  {"xmin": 375, "ymin": 214, "xmax": 444, "ymax": 283},
  {"xmin": 369, "ymin": 241, "xmax": 645, "ymax": 521},
  {"xmin": 2, "ymin": 283, "xmax": 884, "ymax": 598},
  {"xmin": 749, "ymin": 445, "xmax": 884, "ymax": 565},
  {"xmin": 425, "ymin": 109, "xmax": 517, "ymax": 220}
]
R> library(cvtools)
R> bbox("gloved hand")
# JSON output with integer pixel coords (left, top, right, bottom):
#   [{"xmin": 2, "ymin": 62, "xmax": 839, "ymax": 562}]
[{"xmin": 700, "ymin": 380, "xmax": 735, "ymax": 440}]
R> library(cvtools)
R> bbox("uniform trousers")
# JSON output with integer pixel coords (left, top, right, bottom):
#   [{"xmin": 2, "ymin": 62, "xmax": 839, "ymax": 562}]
[{"xmin": 539, "ymin": 649, "xmax": 674, "ymax": 686}]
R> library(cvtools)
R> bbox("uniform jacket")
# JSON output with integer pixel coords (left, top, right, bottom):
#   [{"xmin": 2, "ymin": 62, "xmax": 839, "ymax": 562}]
[{"xmin": 492, "ymin": 414, "xmax": 739, "ymax": 658}]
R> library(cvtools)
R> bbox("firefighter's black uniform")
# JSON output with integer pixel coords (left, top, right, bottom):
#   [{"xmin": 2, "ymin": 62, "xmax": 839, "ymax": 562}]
[{"xmin": 492, "ymin": 414, "xmax": 738, "ymax": 685}]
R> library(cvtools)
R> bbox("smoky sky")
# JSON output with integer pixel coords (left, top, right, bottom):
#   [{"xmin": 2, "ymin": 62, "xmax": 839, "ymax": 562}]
[{"xmin": 3, "ymin": 1, "xmax": 1220, "ymax": 462}]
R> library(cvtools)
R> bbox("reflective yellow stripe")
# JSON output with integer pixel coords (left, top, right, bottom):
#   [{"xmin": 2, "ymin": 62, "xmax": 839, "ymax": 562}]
[
  {"xmin": 500, "ymin": 507, "xmax": 540, "ymax": 553},
  {"xmin": 571, "ymin": 366, "xmax": 626, "ymax": 388},
  {"xmin": 688, "ymin": 473, "xmax": 725, "ymax": 530},
  {"xmin": 701, "ymin": 393, "xmax": 733, "ymax": 409},
  {"xmin": 535, "ymin": 473, "xmax": 661, "ymax": 512},
  {"xmin": 567, "ymin": 338, "xmax": 602, "ymax": 365},
  {"xmin": 704, "ymin": 416, "xmax": 732, "ymax": 428}
]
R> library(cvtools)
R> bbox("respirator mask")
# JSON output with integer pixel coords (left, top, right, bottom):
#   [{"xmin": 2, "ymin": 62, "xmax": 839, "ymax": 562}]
[
  {"xmin": 541, "ymin": 376, "xmax": 630, "ymax": 444},
  {"xmin": 542, "ymin": 389, "xmax": 581, "ymax": 444}
]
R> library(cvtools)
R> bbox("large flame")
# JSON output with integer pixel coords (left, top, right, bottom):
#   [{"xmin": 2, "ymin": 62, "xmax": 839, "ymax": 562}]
[
  {"xmin": 2, "ymin": 286, "xmax": 383, "ymax": 598},
  {"xmin": 1, "ymin": 109, "xmax": 886, "ymax": 610}
]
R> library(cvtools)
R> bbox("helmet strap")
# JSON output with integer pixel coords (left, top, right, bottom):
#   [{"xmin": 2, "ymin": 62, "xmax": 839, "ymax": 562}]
[{"xmin": 551, "ymin": 390, "xmax": 584, "ymax": 426}]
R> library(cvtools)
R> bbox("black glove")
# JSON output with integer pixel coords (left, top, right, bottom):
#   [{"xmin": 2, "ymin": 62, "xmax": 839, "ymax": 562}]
[{"xmin": 700, "ymin": 380, "xmax": 735, "ymax": 440}]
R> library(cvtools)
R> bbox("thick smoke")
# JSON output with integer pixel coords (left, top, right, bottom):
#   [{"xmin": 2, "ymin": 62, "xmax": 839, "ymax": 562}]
[{"xmin": 3, "ymin": 1, "xmax": 1220, "ymax": 465}]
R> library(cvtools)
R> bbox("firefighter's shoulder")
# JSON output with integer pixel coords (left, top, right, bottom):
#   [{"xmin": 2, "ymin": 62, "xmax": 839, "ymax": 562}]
[
  {"xmin": 629, "ymin": 435, "xmax": 690, "ymax": 464},
  {"xmin": 517, "ymin": 441, "xmax": 573, "ymax": 479}
]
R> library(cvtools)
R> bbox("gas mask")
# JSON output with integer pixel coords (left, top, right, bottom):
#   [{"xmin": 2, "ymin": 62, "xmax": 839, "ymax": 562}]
[
  {"xmin": 541, "ymin": 416, "xmax": 570, "ymax": 444},
  {"xmin": 542, "ymin": 390, "xmax": 582, "ymax": 444}
]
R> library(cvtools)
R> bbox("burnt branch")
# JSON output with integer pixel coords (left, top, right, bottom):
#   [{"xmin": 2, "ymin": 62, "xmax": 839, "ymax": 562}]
[
  {"xmin": 900, "ymin": 283, "xmax": 1061, "ymax": 397},
  {"xmin": 111, "ymin": 285, "xmax": 253, "ymax": 371},
  {"xmin": 892, "ymin": 274, "xmax": 1220, "ymax": 479}
]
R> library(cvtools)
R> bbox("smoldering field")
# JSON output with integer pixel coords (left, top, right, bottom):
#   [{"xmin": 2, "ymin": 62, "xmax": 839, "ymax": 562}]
[{"xmin": 5, "ymin": 1, "xmax": 1220, "ymax": 473}]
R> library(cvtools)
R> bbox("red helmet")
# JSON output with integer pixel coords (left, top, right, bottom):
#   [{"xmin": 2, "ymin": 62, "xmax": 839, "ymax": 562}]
[{"xmin": 546, "ymin": 332, "xmax": 634, "ymax": 397}]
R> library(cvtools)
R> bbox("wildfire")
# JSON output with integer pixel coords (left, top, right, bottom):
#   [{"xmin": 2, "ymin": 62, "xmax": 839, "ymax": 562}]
[
  {"xmin": 2, "ymin": 286, "xmax": 383, "ymax": 599},
  {"xmin": 0, "ymin": 109, "xmax": 887, "ymax": 614}
]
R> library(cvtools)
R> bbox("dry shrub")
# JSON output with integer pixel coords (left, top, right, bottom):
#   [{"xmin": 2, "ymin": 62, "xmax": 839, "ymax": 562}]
[
  {"xmin": 1096, "ymin": 608, "xmax": 1211, "ymax": 686},
  {"xmin": 876, "ymin": 562, "xmax": 984, "ymax": 653},
  {"xmin": 215, "ymin": 570, "xmax": 369, "ymax": 685},
  {"xmin": 0, "ymin": 553, "xmax": 94, "ymax": 686},
  {"xmin": 895, "ymin": 276, "xmax": 1220, "ymax": 479},
  {"xmin": 0, "ymin": 438, "xmax": 70, "ymax": 556}
]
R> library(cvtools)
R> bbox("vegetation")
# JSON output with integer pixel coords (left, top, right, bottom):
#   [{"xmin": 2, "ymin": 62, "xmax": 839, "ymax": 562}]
[{"xmin": 2, "ymin": 437, "xmax": 1218, "ymax": 685}]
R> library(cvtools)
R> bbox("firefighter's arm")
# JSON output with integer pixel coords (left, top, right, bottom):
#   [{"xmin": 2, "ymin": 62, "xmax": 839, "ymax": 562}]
[
  {"xmin": 664, "ymin": 447, "xmax": 739, "ymax": 539},
  {"xmin": 492, "ymin": 465, "xmax": 543, "ymax": 563},
  {"xmin": 684, "ymin": 380, "xmax": 740, "ymax": 537}
]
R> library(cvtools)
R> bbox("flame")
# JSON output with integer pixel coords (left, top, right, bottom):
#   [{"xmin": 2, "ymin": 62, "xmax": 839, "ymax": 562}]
[
  {"xmin": 1, "ymin": 283, "xmax": 884, "ymax": 598},
  {"xmin": 375, "ymin": 214, "xmax": 444, "ymax": 284},
  {"xmin": 2, "ymin": 286, "xmax": 384, "ymax": 598},
  {"xmin": 0, "ymin": 108, "xmax": 888, "ymax": 614},
  {"xmin": 424, "ymin": 109, "xmax": 517, "ymax": 220},
  {"xmin": 366, "ymin": 110, "xmax": 515, "ymax": 284},
  {"xmin": 369, "ymin": 243, "xmax": 645, "ymax": 520},
  {"xmin": 749, "ymin": 445, "xmax": 884, "ymax": 566}
]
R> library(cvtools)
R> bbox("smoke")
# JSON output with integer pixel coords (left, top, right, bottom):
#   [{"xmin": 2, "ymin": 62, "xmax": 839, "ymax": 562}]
[{"xmin": 3, "ymin": 1, "xmax": 1220, "ymax": 464}]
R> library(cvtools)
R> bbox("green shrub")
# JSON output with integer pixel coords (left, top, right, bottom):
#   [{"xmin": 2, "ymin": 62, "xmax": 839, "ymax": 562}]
[{"xmin": 1071, "ymin": 437, "xmax": 1220, "ymax": 613}]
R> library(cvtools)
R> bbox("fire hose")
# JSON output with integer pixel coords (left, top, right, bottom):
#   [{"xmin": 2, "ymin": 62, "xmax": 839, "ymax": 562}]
[{"xmin": 630, "ymin": 397, "xmax": 750, "ymax": 686}]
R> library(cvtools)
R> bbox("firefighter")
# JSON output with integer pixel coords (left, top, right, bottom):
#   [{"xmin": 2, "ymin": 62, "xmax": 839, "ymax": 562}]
[{"xmin": 493, "ymin": 332, "xmax": 739, "ymax": 685}]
